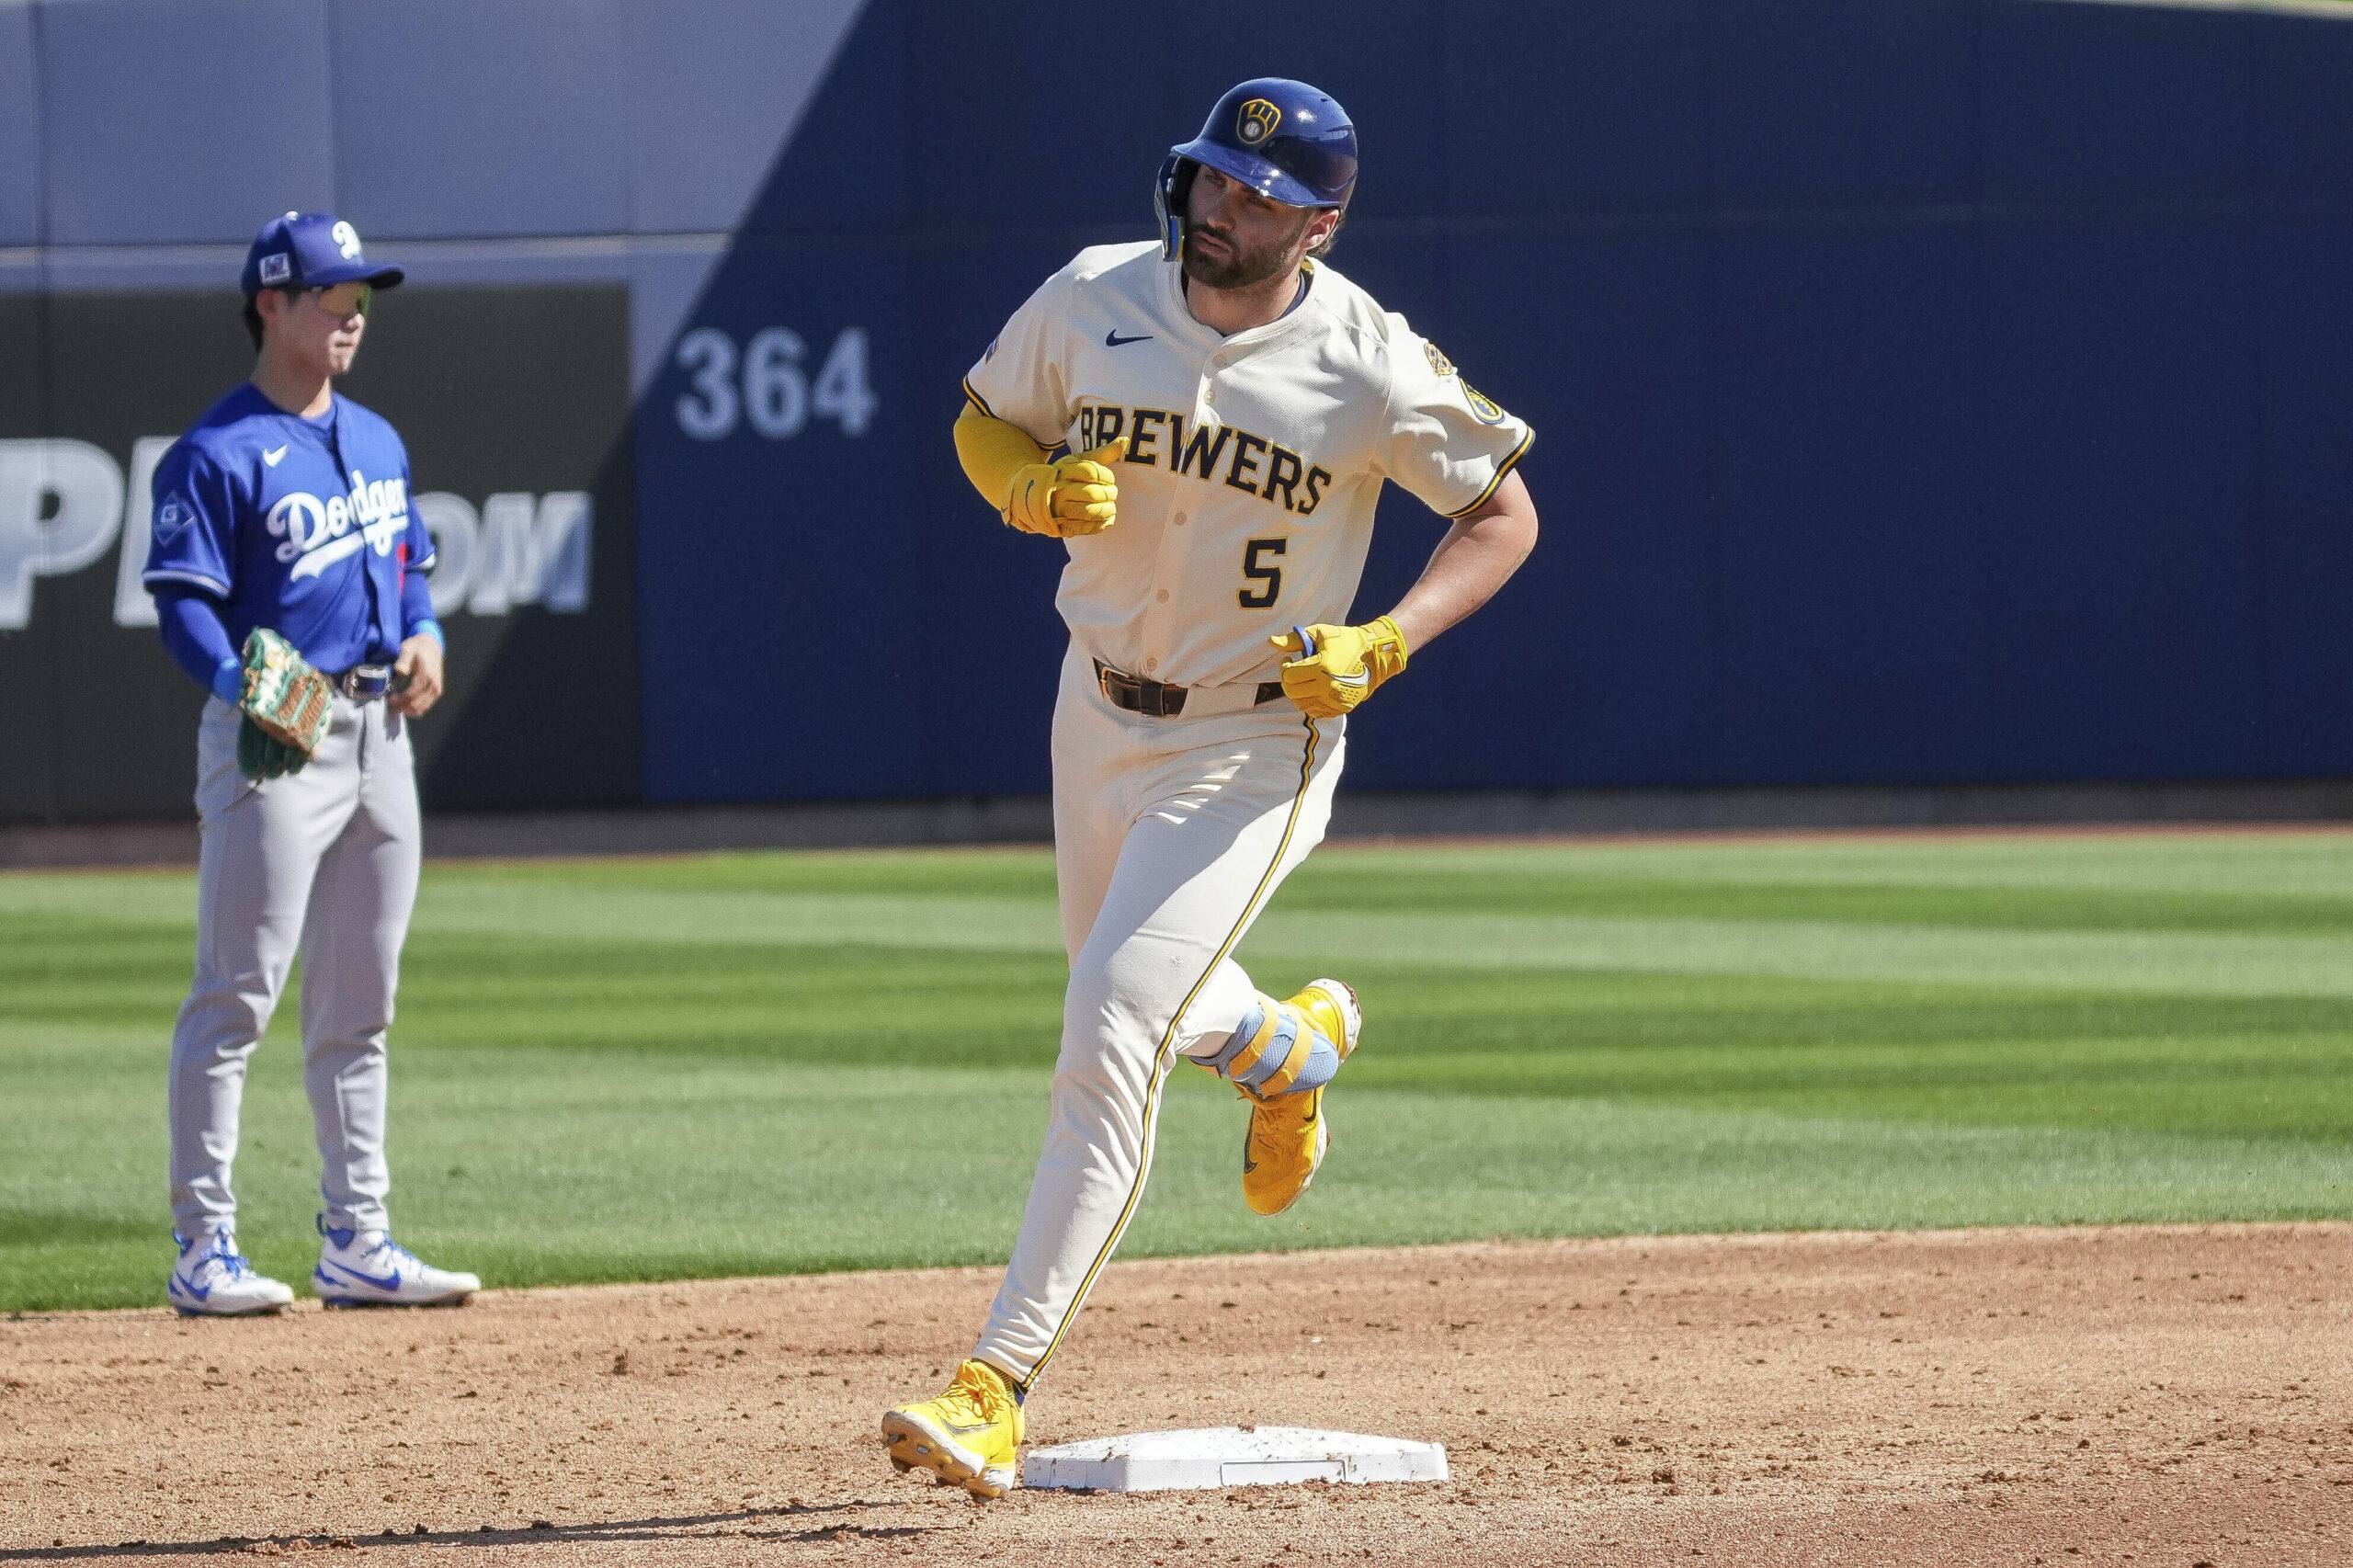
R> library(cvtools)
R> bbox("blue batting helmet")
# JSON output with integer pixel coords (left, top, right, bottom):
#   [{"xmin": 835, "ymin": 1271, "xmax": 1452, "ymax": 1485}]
[{"xmin": 1155, "ymin": 78, "xmax": 1358, "ymax": 259}]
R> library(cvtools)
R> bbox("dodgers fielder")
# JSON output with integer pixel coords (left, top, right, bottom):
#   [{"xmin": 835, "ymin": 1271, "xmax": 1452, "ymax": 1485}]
[
  {"xmin": 882, "ymin": 80, "xmax": 1539, "ymax": 1495},
  {"xmin": 147, "ymin": 212, "xmax": 478, "ymax": 1315}
]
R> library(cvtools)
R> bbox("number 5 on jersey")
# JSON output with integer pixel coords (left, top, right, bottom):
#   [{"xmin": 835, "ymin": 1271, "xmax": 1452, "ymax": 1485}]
[{"xmin": 1239, "ymin": 538, "xmax": 1286, "ymax": 609}]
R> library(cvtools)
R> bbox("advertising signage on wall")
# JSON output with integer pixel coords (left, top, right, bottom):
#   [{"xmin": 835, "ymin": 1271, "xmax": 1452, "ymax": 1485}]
[
  {"xmin": 11, "ymin": 0, "xmax": 2353, "ymax": 824},
  {"xmin": 0, "ymin": 285, "xmax": 638, "ymax": 822}
]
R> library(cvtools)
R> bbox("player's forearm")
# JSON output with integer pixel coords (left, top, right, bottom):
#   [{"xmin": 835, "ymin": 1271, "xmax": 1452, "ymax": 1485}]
[
  {"xmin": 398, "ymin": 569, "xmax": 442, "ymax": 648},
  {"xmin": 1383, "ymin": 472, "xmax": 1539, "ymax": 653},
  {"xmin": 153, "ymin": 585, "xmax": 243, "ymax": 702},
  {"xmin": 954, "ymin": 403, "xmax": 1051, "ymax": 510}
]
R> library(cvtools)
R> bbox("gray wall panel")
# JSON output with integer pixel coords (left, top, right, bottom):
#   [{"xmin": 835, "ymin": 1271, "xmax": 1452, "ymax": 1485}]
[
  {"xmin": 621, "ymin": 0, "xmax": 864, "ymax": 234},
  {"xmin": 626, "ymin": 244, "xmax": 724, "ymax": 392},
  {"xmin": 333, "ymin": 0, "xmax": 629, "ymax": 239},
  {"xmin": 0, "ymin": 4, "xmax": 39, "ymax": 246},
  {"xmin": 40, "ymin": 0, "xmax": 334, "ymax": 244}
]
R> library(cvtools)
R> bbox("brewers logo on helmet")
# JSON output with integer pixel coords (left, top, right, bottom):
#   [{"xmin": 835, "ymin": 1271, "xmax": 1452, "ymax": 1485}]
[{"xmin": 1154, "ymin": 77, "xmax": 1359, "ymax": 259}]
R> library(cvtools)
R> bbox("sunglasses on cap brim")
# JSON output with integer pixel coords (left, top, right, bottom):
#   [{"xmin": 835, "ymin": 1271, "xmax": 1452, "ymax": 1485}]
[{"xmin": 302, "ymin": 282, "xmax": 373, "ymax": 318}]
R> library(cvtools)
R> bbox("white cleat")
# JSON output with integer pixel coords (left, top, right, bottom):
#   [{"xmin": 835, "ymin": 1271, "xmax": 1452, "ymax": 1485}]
[
  {"xmin": 313, "ymin": 1217, "xmax": 479, "ymax": 1309},
  {"xmin": 166, "ymin": 1232, "xmax": 296, "ymax": 1317}
]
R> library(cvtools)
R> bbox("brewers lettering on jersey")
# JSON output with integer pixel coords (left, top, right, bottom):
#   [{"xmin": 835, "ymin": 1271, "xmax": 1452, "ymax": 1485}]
[{"xmin": 881, "ymin": 80, "xmax": 1540, "ymax": 1498}]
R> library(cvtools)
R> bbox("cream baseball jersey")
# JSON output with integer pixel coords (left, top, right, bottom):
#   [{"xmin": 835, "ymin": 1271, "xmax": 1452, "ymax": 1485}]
[{"xmin": 963, "ymin": 241, "xmax": 1532, "ymax": 691}]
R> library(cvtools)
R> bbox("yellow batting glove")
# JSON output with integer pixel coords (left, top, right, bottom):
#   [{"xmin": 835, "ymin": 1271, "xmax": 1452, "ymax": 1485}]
[
  {"xmin": 1269, "ymin": 616, "xmax": 1410, "ymax": 718},
  {"xmin": 1003, "ymin": 437, "xmax": 1129, "ymax": 537}
]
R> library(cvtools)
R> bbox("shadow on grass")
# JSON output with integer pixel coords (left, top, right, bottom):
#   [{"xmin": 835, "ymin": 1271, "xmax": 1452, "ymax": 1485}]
[{"xmin": 0, "ymin": 1211, "xmax": 157, "ymax": 1248}]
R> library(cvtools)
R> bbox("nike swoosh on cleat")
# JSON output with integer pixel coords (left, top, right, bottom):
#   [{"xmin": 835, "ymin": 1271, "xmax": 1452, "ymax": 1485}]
[
  {"xmin": 1105, "ymin": 330, "xmax": 1154, "ymax": 347},
  {"xmin": 264, "ymin": 445, "xmax": 289, "ymax": 467},
  {"xmin": 320, "ymin": 1259, "xmax": 405, "ymax": 1292},
  {"xmin": 171, "ymin": 1275, "xmax": 210, "ymax": 1301}
]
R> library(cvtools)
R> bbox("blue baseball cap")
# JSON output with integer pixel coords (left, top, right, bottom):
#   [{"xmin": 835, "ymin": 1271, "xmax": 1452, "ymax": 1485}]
[{"xmin": 239, "ymin": 211, "xmax": 404, "ymax": 295}]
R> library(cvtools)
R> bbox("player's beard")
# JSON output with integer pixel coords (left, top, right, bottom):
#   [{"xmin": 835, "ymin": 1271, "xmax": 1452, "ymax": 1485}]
[{"xmin": 1182, "ymin": 212, "xmax": 1311, "ymax": 292}]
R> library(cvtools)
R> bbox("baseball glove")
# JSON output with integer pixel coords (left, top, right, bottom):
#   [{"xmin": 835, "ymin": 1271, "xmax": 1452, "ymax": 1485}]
[
  {"xmin": 1269, "ymin": 616, "xmax": 1410, "ymax": 719},
  {"xmin": 236, "ymin": 627, "xmax": 333, "ymax": 780}
]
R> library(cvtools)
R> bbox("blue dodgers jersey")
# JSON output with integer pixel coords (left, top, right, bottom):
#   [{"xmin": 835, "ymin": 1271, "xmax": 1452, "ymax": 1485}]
[{"xmin": 143, "ymin": 382, "xmax": 435, "ymax": 672}]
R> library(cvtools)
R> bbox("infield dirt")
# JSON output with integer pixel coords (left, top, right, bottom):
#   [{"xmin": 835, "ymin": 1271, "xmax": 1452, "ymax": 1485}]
[{"xmin": 5, "ymin": 1224, "xmax": 2347, "ymax": 1566}]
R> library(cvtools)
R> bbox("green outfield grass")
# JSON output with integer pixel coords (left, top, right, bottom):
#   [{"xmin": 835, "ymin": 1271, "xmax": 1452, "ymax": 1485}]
[{"xmin": 6, "ymin": 831, "xmax": 2352, "ymax": 1312}]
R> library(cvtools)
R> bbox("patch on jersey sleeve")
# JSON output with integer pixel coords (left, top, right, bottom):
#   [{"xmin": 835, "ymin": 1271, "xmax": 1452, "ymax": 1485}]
[
  {"xmin": 1423, "ymin": 340, "xmax": 1456, "ymax": 379},
  {"xmin": 153, "ymin": 493, "xmax": 197, "ymax": 546},
  {"xmin": 983, "ymin": 335, "xmax": 1000, "ymax": 362},
  {"xmin": 1462, "ymin": 384, "xmax": 1508, "ymax": 426}
]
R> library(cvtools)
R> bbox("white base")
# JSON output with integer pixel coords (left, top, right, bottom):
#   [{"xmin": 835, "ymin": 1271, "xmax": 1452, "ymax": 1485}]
[{"xmin": 1022, "ymin": 1426, "xmax": 1449, "ymax": 1494}]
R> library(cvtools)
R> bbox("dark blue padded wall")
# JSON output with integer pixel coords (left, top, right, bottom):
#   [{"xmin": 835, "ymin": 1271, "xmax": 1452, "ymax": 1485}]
[{"xmin": 634, "ymin": 0, "xmax": 2353, "ymax": 803}]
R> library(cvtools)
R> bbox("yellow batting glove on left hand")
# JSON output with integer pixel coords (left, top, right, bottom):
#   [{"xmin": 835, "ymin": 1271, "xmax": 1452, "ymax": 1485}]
[
  {"xmin": 1003, "ymin": 437, "xmax": 1128, "ymax": 537},
  {"xmin": 1269, "ymin": 616, "xmax": 1409, "ymax": 718}
]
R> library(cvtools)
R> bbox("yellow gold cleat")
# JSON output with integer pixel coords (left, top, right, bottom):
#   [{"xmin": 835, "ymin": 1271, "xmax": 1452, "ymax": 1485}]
[
  {"xmin": 881, "ymin": 1358, "xmax": 1024, "ymax": 1499},
  {"xmin": 1242, "ymin": 978, "xmax": 1361, "ymax": 1216}
]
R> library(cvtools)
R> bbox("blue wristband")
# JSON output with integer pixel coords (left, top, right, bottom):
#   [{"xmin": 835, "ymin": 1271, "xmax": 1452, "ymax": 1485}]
[
  {"xmin": 408, "ymin": 618, "xmax": 445, "ymax": 647},
  {"xmin": 210, "ymin": 657, "xmax": 243, "ymax": 706}
]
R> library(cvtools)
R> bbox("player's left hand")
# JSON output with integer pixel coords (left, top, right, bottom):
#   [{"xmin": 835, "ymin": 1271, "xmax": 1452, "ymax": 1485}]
[
  {"xmin": 1270, "ymin": 616, "xmax": 1410, "ymax": 719},
  {"xmin": 235, "ymin": 717, "xmax": 311, "ymax": 781},
  {"xmin": 390, "ymin": 632, "xmax": 444, "ymax": 718}
]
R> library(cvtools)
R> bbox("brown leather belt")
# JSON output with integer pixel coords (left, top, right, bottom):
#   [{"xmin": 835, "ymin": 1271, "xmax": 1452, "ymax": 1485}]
[{"xmin": 1095, "ymin": 659, "xmax": 1284, "ymax": 718}]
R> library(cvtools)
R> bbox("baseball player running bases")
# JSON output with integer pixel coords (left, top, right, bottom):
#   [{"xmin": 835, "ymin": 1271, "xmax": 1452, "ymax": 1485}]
[
  {"xmin": 148, "ymin": 212, "xmax": 478, "ymax": 1315},
  {"xmin": 883, "ymin": 80, "xmax": 1539, "ymax": 1496}
]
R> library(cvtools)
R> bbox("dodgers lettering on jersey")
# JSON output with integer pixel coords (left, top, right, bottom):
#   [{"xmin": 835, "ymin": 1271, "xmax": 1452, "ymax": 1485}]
[
  {"xmin": 963, "ymin": 241, "xmax": 1531, "ymax": 691},
  {"xmin": 144, "ymin": 383, "xmax": 434, "ymax": 672}
]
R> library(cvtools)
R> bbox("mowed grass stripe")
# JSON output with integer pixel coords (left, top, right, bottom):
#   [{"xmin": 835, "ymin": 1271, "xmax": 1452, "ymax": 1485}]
[
  {"xmin": 1310, "ymin": 834, "xmax": 2353, "ymax": 897},
  {"xmin": 26, "ymin": 851, "xmax": 2353, "ymax": 995},
  {"xmin": 18, "ymin": 939, "xmax": 2353, "ymax": 1137},
  {"xmin": 6, "ymin": 1031, "xmax": 2349, "ymax": 1312},
  {"xmin": 7, "ymin": 831, "xmax": 2352, "ymax": 1313}
]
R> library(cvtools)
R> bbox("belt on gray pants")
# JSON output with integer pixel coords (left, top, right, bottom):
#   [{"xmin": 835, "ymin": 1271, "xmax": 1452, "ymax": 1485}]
[
  {"xmin": 1094, "ymin": 659, "xmax": 1285, "ymax": 719},
  {"xmin": 326, "ymin": 665, "xmax": 395, "ymax": 702}
]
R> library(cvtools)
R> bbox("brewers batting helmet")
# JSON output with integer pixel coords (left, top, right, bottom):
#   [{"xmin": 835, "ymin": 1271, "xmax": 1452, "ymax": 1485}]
[{"xmin": 1156, "ymin": 78, "xmax": 1358, "ymax": 260}]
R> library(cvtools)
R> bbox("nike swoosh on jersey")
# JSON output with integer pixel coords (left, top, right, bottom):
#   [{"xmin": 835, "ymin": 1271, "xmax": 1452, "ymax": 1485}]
[
  {"xmin": 1105, "ymin": 330, "xmax": 1154, "ymax": 347},
  {"xmin": 264, "ymin": 445, "xmax": 289, "ymax": 466}
]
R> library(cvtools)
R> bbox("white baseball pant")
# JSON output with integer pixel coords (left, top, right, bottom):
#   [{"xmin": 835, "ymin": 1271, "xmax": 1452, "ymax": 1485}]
[{"xmin": 972, "ymin": 643, "xmax": 1346, "ymax": 1382}]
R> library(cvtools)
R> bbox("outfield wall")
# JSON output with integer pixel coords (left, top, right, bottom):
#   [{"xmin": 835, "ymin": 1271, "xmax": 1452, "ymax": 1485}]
[{"xmin": 4, "ymin": 0, "xmax": 2351, "ymax": 820}]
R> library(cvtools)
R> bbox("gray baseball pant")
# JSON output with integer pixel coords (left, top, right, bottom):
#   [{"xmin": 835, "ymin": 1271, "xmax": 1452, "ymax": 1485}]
[{"xmin": 167, "ymin": 693, "xmax": 421, "ymax": 1243}]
